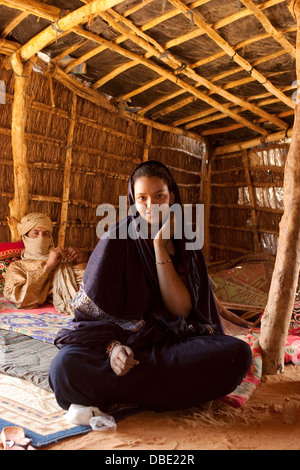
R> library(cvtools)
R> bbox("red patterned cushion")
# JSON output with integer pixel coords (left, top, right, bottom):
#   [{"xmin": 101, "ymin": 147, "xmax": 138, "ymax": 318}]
[
  {"xmin": 0, "ymin": 241, "xmax": 24, "ymax": 261},
  {"xmin": 0, "ymin": 242, "xmax": 24, "ymax": 295},
  {"xmin": 0, "ymin": 257, "xmax": 20, "ymax": 295}
]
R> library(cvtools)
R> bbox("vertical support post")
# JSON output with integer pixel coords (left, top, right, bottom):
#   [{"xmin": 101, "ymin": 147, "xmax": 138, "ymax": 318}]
[
  {"xmin": 242, "ymin": 149, "xmax": 260, "ymax": 252},
  {"xmin": 143, "ymin": 125, "xmax": 152, "ymax": 162},
  {"xmin": 57, "ymin": 93, "xmax": 77, "ymax": 248},
  {"xmin": 202, "ymin": 147, "xmax": 214, "ymax": 262},
  {"xmin": 259, "ymin": 0, "xmax": 300, "ymax": 374},
  {"xmin": 8, "ymin": 60, "xmax": 33, "ymax": 241}
]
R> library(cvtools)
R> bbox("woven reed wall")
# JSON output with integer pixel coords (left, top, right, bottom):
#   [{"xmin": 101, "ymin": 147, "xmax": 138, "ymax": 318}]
[
  {"xmin": 209, "ymin": 143, "xmax": 289, "ymax": 262},
  {"xmin": 0, "ymin": 56, "xmax": 204, "ymax": 253},
  {"xmin": 0, "ymin": 53, "xmax": 288, "ymax": 261}
]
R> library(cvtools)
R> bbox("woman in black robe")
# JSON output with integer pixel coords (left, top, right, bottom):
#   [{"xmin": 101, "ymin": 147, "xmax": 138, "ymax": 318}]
[{"xmin": 49, "ymin": 161, "xmax": 252, "ymax": 413}]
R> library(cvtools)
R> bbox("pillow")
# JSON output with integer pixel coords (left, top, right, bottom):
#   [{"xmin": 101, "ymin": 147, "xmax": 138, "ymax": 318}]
[
  {"xmin": 0, "ymin": 257, "xmax": 20, "ymax": 295},
  {"xmin": 0, "ymin": 241, "xmax": 24, "ymax": 295},
  {"xmin": 0, "ymin": 241, "xmax": 24, "ymax": 261}
]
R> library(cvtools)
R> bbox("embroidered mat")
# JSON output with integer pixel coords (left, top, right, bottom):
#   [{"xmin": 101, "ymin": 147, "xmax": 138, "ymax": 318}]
[
  {"xmin": 0, "ymin": 297, "xmax": 72, "ymax": 343},
  {"xmin": 1, "ymin": 297, "xmax": 300, "ymax": 411},
  {"xmin": 0, "ymin": 373, "xmax": 90, "ymax": 448},
  {"xmin": 0, "ymin": 329, "xmax": 56, "ymax": 391},
  {"xmin": 210, "ymin": 259, "xmax": 274, "ymax": 309}
]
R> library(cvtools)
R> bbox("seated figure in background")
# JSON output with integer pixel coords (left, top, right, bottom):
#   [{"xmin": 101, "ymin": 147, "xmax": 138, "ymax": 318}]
[{"xmin": 4, "ymin": 213, "xmax": 87, "ymax": 315}]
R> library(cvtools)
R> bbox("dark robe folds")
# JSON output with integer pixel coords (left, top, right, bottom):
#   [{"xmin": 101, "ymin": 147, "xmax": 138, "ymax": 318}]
[{"xmin": 49, "ymin": 161, "xmax": 252, "ymax": 412}]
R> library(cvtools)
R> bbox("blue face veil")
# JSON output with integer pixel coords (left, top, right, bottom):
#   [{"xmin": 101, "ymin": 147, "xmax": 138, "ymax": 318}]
[{"xmin": 55, "ymin": 160, "xmax": 223, "ymax": 352}]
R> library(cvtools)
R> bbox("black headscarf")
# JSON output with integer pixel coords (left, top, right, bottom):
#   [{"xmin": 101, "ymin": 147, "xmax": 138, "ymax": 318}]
[{"xmin": 55, "ymin": 161, "xmax": 223, "ymax": 352}]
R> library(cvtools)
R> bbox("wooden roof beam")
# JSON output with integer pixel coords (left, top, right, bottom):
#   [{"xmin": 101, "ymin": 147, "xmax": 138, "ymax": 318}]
[
  {"xmin": 31, "ymin": 56, "xmax": 205, "ymax": 143},
  {"xmin": 153, "ymin": 50, "xmax": 293, "ymax": 121},
  {"xmin": 52, "ymin": 60, "xmax": 206, "ymax": 143},
  {"xmin": 5, "ymin": 0, "xmax": 290, "ymax": 130},
  {"xmin": 137, "ymin": 32, "xmax": 295, "ymax": 119},
  {"xmin": 174, "ymin": 86, "xmax": 293, "ymax": 128},
  {"xmin": 3, "ymin": 0, "xmax": 263, "ymax": 137},
  {"xmin": 96, "ymin": 7, "xmax": 288, "ymax": 131},
  {"xmin": 70, "ymin": 26, "xmax": 268, "ymax": 135},
  {"xmin": 117, "ymin": 26, "xmax": 279, "ymax": 104},
  {"xmin": 140, "ymin": 0, "xmax": 211, "ymax": 32},
  {"xmin": 167, "ymin": 0, "xmax": 295, "ymax": 111},
  {"xmin": 9, "ymin": 0, "xmax": 126, "ymax": 75},
  {"xmin": 0, "ymin": 0, "xmax": 63, "ymax": 21},
  {"xmin": 240, "ymin": 0, "xmax": 297, "ymax": 59},
  {"xmin": 115, "ymin": 5, "xmax": 296, "ymax": 111},
  {"xmin": 1, "ymin": 0, "xmax": 50, "ymax": 38},
  {"xmin": 120, "ymin": 77, "xmax": 166, "ymax": 102},
  {"xmin": 1, "ymin": 11, "xmax": 29, "ymax": 38},
  {"xmin": 144, "ymin": 0, "xmax": 288, "ymax": 42},
  {"xmin": 186, "ymin": 109, "xmax": 242, "ymax": 130},
  {"xmin": 151, "ymin": 28, "xmax": 296, "ymax": 119},
  {"xmin": 201, "ymin": 109, "xmax": 294, "ymax": 136},
  {"xmin": 123, "ymin": 0, "xmax": 156, "ymax": 17},
  {"xmin": 222, "ymin": 68, "xmax": 295, "ymax": 92},
  {"xmin": 129, "ymin": 8, "xmax": 293, "ymax": 121},
  {"xmin": 0, "ymin": 38, "xmax": 19, "ymax": 54},
  {"xmin": 215, "ymin": 127, "xmax": 293, "ymax": 154},
  {"xmin": 138, "ymin": 62, "xmax": 288, "ymax": 130},
  {"xmin": 190, "ymin": 27, "xmax": 296, "ymax": 70},
  {"xmin": 93, "ymin": 60, "xmax": 137, "ymax": 89},
  {"xmin": 211, "ymin": 50, "xmax": 288, "ymax": 84},
  {"xmin": 53, "ymin": 40, "xmax": 90, "ymax": 63}
]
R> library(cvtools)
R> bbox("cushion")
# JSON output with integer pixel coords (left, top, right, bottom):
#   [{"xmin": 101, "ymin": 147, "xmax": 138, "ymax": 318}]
[
  {"xmin": 0, "ymin": 242, "xmax": 24, "ymax": 295},
  {"xmin": 0, "ymin": 241, "xmax": 24, "ymax": 261}
]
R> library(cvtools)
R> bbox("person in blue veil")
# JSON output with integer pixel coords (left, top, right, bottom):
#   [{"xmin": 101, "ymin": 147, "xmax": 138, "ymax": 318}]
[{"xmin": 49, "ymin": 160, "xmax": 252, "ymax": 413}]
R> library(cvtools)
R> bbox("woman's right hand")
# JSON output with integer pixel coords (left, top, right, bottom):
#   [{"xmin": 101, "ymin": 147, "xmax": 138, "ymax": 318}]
[{"xmin": 110, "ymin": 344, "xmax": 139, "ymax": 376}]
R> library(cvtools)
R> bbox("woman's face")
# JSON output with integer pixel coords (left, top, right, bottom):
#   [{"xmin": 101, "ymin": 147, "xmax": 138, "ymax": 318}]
[
  {"xmin": 134, "ymin": 176, "xmax": 174, "ymax": 225},
  {"xmin": 27, "ymin": 226, "xmax": 51, "ymax": 239}
]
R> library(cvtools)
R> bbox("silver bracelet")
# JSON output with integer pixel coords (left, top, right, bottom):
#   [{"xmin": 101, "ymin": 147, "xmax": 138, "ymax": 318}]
[{"xmin": 156, "ymin": 259, "xmax": 172, "ymax": 265}]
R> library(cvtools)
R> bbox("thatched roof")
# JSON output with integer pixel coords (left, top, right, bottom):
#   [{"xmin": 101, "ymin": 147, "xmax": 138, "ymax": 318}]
[{"xmin": 0, "ymin": 0, "xmax": 296, "ymax": 149}]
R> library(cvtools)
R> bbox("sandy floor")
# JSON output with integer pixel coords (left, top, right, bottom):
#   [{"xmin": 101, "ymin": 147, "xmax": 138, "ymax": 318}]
[{"xmin": 46, "ymin": 364, "xmax": 300, "ymax": 451}]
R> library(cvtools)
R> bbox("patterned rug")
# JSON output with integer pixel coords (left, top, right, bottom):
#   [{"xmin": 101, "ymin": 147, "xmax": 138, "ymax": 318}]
[
  {"xmin": 0, "ymin": 260, "xmax": 299, "ymax": 447},
  {"xmin": 0, "ymin": 329, "xmax": 56, "ymax": 391},
  {"xmin": 0, "ymin": 298, "xmax": 72, "ymax": 343},
  {"xmin": 210, "ymin": 259, "xmax": 275, "ymax": 309},
  {"xmin": 0, "ymin": 373, "xmax": 90, "ymax": 448}
]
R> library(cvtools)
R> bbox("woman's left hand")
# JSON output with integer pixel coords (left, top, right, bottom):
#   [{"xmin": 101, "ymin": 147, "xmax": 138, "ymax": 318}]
[{"xmin": 110, "ymin": 345, "xmax": 140, "ymax": 376}]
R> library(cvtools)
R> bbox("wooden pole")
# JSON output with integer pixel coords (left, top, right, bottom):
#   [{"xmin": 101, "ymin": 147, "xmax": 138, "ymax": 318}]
[
  {"xmin": 242, "ymin": 149, "xmax": 260, "ymax": 252},
  {"xmin": 41, "ymin": 60, "xmax": 205, "ymax": 143},
  {"xmin": 214, "ymin": 128, "xmax": 293, "ymax": 155},
  {"xmin": 10, "ymin": 0, "xmax": 126, "ymax": 76},
  {"xmin": 8, "ymin": 60, "xmax": 33, "ymax": 241},
  {"xmin": 143, "ymin": 126, "xmax": 152, "ymax": 162},
  {"xmin": 259, "ymin": 0, "xmax": 300, "ymax": 375},
  {"xmin": 202, "ymin": 146, "xmax": 215, "ymax": 261},
  {"xmin": 57, "ymin": 93, "xmax": 77, "ymax": 248}
]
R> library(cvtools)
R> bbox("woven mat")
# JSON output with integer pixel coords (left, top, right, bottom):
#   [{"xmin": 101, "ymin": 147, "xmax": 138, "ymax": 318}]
[
  {"xmin": 0, "ymin": 297, "xmax": 72, "ymax": 344},
  {"xmin": 0, "ymin": 373, "xmax": 90, "ymax": 448},
  {"xmin": 0, "ymin": 329, "xmax": 57, "ymax": 391}
]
